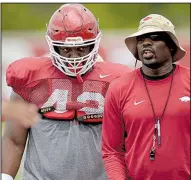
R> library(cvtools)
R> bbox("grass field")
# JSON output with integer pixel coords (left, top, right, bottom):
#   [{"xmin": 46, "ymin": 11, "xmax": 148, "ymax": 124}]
[{"xmin": 2, "ymin": 122, "xmax": 22, "ymax": 180}]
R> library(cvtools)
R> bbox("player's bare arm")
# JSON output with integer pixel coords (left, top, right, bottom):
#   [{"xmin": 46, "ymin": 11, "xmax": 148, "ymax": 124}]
[
  {"xmin": 2, "ymin": 91, "xmax": 29, "ymax": 179},
  {"xmin": 2, "ymin": 99, "xmax": 39, "ymax": 128}
]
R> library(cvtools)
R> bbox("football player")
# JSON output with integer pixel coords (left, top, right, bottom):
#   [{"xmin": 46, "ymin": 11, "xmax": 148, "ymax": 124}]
[{"xmin": 2, "ymin": 4, "xmax": 132, "ymax": 180}]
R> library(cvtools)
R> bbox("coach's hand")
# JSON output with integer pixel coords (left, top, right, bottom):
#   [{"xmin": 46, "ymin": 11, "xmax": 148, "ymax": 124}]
[{"xmin": 2, "ymin": 100, "xmax": 40, "ymax": 128}]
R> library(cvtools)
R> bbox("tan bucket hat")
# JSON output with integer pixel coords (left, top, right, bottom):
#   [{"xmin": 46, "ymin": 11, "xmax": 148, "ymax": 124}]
[{"xmin": 125, "ymin": 14, "xmax": 186, "ymax": 62}]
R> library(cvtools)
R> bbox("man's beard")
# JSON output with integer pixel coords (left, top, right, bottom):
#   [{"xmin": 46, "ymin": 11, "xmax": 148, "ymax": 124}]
[
  {"xmin": 143, "ymin": 62, "xmax": 162, "ymax": 69},
  {"xmin": 142, "ymin": 56, "xmax": 171, "ymax": 69}
]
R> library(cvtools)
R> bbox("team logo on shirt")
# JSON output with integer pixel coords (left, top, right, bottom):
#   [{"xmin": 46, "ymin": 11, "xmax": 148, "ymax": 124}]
[{"xmin": 179, "ymin": 96, "xmax": 190, "ymax": 102}]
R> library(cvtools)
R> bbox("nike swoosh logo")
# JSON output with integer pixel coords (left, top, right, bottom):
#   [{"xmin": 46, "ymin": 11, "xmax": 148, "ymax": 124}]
[
  {"xmin": 100, "ymin": 74, "xmax": 111, "ymax": 78},
  {"xmin": 134, "ymin": 100, "xmax": 145, "ymax": 105}
]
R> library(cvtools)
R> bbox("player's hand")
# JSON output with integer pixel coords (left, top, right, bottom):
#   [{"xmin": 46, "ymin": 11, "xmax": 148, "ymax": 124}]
[{"xmin": 2, "ymin": 100, "xmax": 40, "ymax": 128}]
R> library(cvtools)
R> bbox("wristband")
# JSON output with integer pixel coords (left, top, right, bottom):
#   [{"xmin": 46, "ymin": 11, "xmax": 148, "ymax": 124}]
[{"xmin": 2, "ymin": 173, "xmax": 13, "ymax": 180}]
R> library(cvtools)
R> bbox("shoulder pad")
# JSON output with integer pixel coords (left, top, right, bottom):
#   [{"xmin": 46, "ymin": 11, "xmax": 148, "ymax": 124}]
[{"xmin": 6, "ymin": 57, "xmax": 63, "ymax": 89}]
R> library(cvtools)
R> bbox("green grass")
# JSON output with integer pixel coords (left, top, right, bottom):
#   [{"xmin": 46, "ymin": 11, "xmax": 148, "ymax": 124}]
[{"xmin": 2, "ymin": 122, "xmax": 22, "ymax": 180}]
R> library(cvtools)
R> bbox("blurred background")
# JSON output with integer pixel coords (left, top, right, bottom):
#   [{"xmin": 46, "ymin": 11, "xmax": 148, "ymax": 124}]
[
  {"xmin": 2, "ymin": 3, "xmax": 190, "ymax": 99},
  {"xmin": 1, "ymin": 3, "xmax": 191, "ymax": 180}
]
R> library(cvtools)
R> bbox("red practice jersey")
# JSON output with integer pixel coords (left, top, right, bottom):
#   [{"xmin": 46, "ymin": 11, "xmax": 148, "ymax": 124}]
[
  {"xmin": 102, "ymin": 65, "xmax": 190, "ymax": 180},
  {"xmin": 6, "ymin": 57, "xmax": 132, "ymax": 123}
]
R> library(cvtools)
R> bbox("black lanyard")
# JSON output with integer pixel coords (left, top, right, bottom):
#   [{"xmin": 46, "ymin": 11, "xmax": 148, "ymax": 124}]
[{"xmin": 142, "ymin": 67, "xmax": 174, "ymax": 161}]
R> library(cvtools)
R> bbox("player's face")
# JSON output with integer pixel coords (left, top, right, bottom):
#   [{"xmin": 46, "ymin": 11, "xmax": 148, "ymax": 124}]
[
  {"xmin": 58, "ymin": 45, "xmax": 91, "ymax": 58},
  {"xmin": 136, "ymin": 32, "xmax": 172, "ymax": 69},
  {"xmin": 56, "ymin": 45, "xmax": 93, "ymax": 74}
]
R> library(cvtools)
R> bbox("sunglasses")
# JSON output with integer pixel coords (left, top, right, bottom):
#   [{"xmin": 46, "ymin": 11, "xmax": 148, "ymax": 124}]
[{"xmin": 136, "ymin": 33, "xmax": 169, "ymax": 42}]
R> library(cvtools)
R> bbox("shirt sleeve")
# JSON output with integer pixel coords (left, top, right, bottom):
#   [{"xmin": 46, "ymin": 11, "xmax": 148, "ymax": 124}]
[
  {"xmin": 102, "ymin": 83, "xmax": 128, "ymax": 180},
  {"xmin": 6, "ymin": 64, "xmax": 16, "ymax": 89}
]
